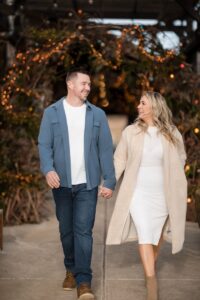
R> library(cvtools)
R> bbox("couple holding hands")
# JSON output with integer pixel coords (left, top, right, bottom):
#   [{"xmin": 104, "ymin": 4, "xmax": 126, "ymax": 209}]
[{"xmin": 38, "ymin": 69, "xmax": 187, "ymax": 300}]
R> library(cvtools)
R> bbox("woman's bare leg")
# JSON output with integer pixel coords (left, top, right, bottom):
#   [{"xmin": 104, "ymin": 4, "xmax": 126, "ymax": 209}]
[
  {"xmin": 139, "ymin": 244, "xmax": 158, "ymax": 300},
  {"xmin": 139, "ymin": 244, "xmax": 155, "ymax": 276},
  {"xmin": 153, "ymin": 235, "xmax": 163, "ymax": 263}
]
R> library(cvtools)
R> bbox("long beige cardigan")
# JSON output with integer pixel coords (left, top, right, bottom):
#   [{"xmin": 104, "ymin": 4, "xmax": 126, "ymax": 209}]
[{"xmin": 106, "ymin": 124, "xmax": 187, "ymax": 254}]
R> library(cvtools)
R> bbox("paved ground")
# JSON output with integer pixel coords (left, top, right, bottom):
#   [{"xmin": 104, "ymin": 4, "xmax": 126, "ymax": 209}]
[{"xmin": 0, "ymin": 192, "xmax": 200, "ymax": 300}]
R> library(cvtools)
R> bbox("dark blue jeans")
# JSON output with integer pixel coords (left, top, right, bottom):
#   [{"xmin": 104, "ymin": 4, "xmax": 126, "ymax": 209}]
[{"xmin": 52, "ymin": 184, "xmax": 98, "ymax": 286}]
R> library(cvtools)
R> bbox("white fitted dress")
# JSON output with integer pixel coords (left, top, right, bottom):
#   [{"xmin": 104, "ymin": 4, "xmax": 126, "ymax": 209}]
[{"xmin": 129, "ymin": 126, "xmax": 168, "ymax": 245}]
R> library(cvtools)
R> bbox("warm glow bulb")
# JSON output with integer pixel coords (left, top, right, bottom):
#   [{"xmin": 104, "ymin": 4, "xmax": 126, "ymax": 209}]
[{"xmin": 185, "ymin": 165, "xmax": 190, "ymax": 172}]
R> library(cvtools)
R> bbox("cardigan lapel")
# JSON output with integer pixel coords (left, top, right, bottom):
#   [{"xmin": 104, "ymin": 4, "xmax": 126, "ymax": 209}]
[
  {"xmin": 130, "ymin": 127, "xmax": 144, "ymax": 167},
  {"xmin": 161, "ymin": 135, "xmax": 170, "ymax": 206}
]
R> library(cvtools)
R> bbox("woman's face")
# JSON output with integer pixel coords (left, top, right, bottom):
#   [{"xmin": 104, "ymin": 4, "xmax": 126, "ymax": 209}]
[{"xmin": 137, "ymin": 95, "xmax": 153, "ymax": 122}]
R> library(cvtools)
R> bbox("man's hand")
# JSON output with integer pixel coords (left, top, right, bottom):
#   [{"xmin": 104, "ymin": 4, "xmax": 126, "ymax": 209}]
[
  {"xmin": 46, "ymin": 171, "xmax": 60, "ymax": 189},
  {"xmin": 99, "ymin": 186, "xmax": 113, "ymax": 199}
]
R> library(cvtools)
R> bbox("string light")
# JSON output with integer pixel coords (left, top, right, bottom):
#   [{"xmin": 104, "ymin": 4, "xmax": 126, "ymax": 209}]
[
  {"xmin": 187, "ymin": 197, "xmax": 192, "ymax": 204},
  {"xmin": 185, "ymin": 165, "xmax": 190, "ymax": 172},
  {"xmin": 99, "ymin": 73, "xmax": 108, "ymax": 104},
  {"xmin": 0, "ymin": 24, "xmax": 181, "ymax": 111},
  {"xmin": 3, "ymin": 172, "xmax": 35, "ymax": 185},
  {"xmin": 194, "ymin": 128, "xmax": 199, "ymax": 134},
  {"xmin": 101, "ymin": 99, "xmax": 109, "ymax": 107},
  {"xmin": 53, "ymin": 1, "xmax": 58, "ymax": 8},
  {"xmin": 170, "ymin": 73, "xmax": 175, "ymax": 79}
]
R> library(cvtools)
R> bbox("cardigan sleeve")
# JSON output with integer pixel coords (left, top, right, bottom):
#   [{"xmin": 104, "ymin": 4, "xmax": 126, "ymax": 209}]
[
  {"xmin": 114, "ymin": 128, "xmax": 128, "ymax": 181},
  {"xmin": 174, "ymin": 128, "xmax": 187, "ymax": 168}
]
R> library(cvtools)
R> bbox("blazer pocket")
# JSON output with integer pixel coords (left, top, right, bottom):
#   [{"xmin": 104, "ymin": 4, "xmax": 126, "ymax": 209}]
[
  {"xmin": 93, "ymin": 121, "xmax": 100, "ymax": 139},
  {"xmin": 51, "ymin": 122, "xmax": 62, "ymax": 136}
]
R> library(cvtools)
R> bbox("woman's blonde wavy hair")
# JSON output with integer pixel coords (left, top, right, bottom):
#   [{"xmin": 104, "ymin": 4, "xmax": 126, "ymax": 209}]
[{"xmin": 135, "ymin": 91, "xmax": 178, "ymax": 144}]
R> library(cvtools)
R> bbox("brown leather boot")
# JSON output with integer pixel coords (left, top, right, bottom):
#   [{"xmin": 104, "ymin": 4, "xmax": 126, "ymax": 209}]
[
  {"xmin": 146, "ymin": 275, "xmax": 158, "ymax": 300},
  {"xmin": 77, "ymin": 282, "xmax": 95, "ymax": 300},
  {"xmin": 62, "ymin": 270, "xmax": 76, "ymax": 290}
]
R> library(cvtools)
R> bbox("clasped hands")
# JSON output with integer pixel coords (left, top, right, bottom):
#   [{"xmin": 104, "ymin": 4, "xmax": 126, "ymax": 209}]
[
  {"xmin": 46, "ymin": 171, "xmax": 113, "ymax": 199},
  {"xmin": 98, "ymin": 186, "xmax": 113, "ymax": 199}
]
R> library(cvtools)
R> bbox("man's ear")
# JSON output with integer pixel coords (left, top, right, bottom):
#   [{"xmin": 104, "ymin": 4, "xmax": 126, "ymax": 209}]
[{"xmin": 66, "ymin": 80, "xmax": 73, "ymax": 90}]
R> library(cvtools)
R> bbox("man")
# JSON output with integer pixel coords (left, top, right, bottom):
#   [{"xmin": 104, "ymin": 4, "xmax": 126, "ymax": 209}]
[{"xmin": 38, "ymin": 68, "xmax": 116, "ymax": 300}]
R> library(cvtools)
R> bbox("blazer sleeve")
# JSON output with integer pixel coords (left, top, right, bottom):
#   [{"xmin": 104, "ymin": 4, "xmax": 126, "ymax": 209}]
[
  {"xmin": 114, "ymin": 128, "xmax": 128, "ymax": 181},
  {"xmin": 174, "ymin": 128, "xmax": 187, "ymax": 168},
  {"xmin": 38, "ymin": 109, "xmax": 55, "ymax": 175},
  {"xmin": 98, "ymin": 111, "xmax": 116, "ymax": 190}
]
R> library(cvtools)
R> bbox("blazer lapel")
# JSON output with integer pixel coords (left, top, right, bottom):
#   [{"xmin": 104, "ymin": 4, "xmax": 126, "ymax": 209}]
[
  {"xmin": 56, "ymin": 98, "xmax": 72, "ymax": 186},
  {"xmin": 84, "ymin": 105, "xmax": 93, "ymax": 174}
]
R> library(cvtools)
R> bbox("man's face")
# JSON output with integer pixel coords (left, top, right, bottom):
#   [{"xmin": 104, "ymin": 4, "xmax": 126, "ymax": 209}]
[{"xmin": 68, "ymin": 73, "xmax": 91, "ymax": 101}]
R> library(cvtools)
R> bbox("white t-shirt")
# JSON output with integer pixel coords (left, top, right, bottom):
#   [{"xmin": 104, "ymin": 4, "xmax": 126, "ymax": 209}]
[{"xmin": 63, "ymin": 99, "xmax": 86, "ymax": 184}]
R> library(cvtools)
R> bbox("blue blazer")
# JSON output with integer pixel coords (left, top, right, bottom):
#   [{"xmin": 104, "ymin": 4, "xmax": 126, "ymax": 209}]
[{"xmin": 38, "ymin": 97, "xmax": 116, "ymax": 190}]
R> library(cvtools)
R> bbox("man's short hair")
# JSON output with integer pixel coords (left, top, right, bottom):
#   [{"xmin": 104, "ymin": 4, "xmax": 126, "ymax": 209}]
[{"xmin": 66, "ymin": 67, "xmax": 90, "ymax": 82}]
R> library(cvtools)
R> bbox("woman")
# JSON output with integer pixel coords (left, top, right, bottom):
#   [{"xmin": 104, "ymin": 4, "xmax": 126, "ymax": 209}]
[{"xmin": 106, "ymin": 91, "xmax": 187, "ymax": 300}]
